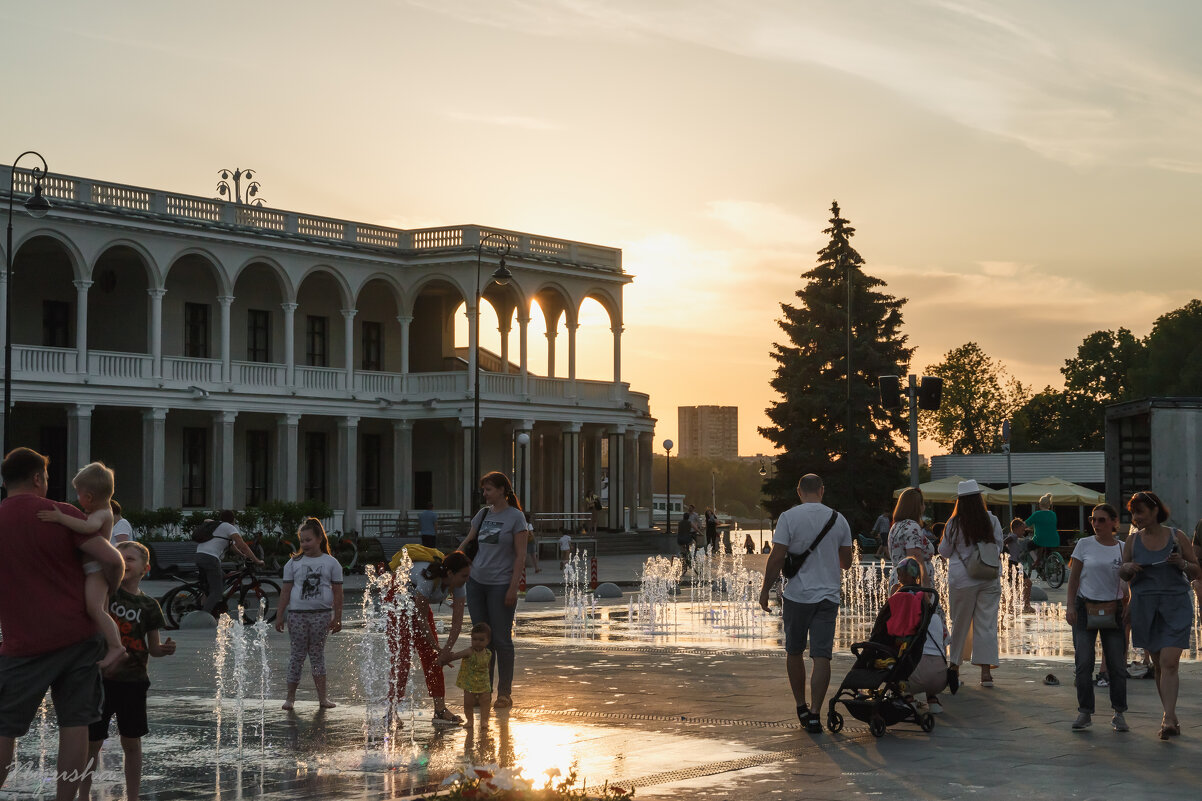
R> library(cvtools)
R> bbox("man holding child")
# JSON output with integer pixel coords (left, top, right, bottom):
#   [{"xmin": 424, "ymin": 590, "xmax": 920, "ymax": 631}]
[{"xmin": 0, "ymin": 447, "xmax": 126, "ymax": 801}]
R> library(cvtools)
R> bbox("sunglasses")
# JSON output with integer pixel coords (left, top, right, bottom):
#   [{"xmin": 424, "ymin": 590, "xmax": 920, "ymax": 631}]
[
  {"xmin": 1089, "ymin": 516, "xmax": 1113, "ymax": 523},
  {"xmin": 1132, "ymin": 491, "xmax": 1159, "ymax": 507}
]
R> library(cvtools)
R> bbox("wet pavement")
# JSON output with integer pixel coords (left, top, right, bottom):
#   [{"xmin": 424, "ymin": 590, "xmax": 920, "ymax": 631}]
[{"xmin": 4, "ymin": 554, "xmax": 1200, "ymax": 800}]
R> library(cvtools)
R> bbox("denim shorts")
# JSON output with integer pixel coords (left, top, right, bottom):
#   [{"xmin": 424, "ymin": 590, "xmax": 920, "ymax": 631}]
[
  {"xmin": 0, "ymin": 634, "xmax": 104, "ymax": 737},
  {"xmin": 782, "ymin": 599, "xmax": 839, "ymax": 658}
]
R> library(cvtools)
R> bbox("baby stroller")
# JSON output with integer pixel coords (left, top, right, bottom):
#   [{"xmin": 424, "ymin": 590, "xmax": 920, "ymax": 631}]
[{"xmin": 827, "ymin": 585, "xmax": 941, "ymax": 737}]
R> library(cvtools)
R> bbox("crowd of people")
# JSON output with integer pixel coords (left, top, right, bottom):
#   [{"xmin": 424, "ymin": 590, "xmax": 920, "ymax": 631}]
[{"xmin": 760, "ymin": 471, "xmax": 1202, "ymax": 739}]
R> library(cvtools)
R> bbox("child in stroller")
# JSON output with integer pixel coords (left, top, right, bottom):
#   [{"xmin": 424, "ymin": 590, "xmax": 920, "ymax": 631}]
[{"xmin": 827, "ymin": 557, "xmax": 950, "ymax": 737}]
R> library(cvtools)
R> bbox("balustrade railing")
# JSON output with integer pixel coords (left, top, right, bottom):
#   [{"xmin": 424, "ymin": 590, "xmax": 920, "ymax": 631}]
[
  {"xmin": 529, "ymin": 376, "xmax": 566, "ymax": 398},
  {"xmin": 88, "ymin": 350, "xmax": 152, "ymax": 379},
  {"xmin": 297, "ymin": 365, "xmax": 345, "ymax": 391},
  {"xmin": 356, "ymin": 371, "xmax": 401, "ymax": 394},
  {"xmin": 164, "ymin": 356, "xmax": 220, "ymax": 383},
  {"xmin": 14, "ymin": 345, "xmax": 76, "ymax": 374},
  {"xmin": 234, "ymin": 361, "xmax": 287, "ymax": 386},
  {"xmin": 2, "ymin": 166, "xmax": 621, "ymax": 269}
]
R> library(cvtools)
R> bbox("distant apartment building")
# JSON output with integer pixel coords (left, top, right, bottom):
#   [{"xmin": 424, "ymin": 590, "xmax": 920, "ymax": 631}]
[{"xmin": 678, "ymin": 405, "xmax": 738, "ymax": 459}]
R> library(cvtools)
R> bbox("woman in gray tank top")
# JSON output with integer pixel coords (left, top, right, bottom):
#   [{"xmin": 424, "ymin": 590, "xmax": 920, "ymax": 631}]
[
  {"xmin": 457, "ymin": 471, "xmax": 528, "ymax": 709},
  {"xmin": 1120, "ymin": 491, "xmax": 1201, "ymax": 739}
]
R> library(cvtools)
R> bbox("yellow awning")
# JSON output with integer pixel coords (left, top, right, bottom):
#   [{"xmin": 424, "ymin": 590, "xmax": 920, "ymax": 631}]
[
  {"xmin": 984, "ymin": 476, "xmax": 1103, "ymax": 506},
  {"xmin": 893, "ymin": 475, "xmax": 998, "ymax": 503}
]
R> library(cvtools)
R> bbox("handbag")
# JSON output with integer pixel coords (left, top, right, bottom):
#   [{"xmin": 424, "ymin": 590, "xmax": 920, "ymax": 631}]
[
  {"xmin": 1085, "ymin": 599, "xmax": 1120, "ymax": 630},
  {"xmin": 964, "ymin": 541, "xmax": 1000, "ymax": 580}
]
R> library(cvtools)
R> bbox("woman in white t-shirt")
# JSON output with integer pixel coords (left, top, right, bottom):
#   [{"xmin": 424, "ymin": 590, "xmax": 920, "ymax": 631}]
[{"xmin": 1066, "ymin": 503, "xmax": 1129, "ymax": 731}]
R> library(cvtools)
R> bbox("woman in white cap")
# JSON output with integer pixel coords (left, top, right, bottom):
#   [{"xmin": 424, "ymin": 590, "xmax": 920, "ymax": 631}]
[{"xmin": 937, "ymin": 479, "xmax": 1005, "ymax": 687}]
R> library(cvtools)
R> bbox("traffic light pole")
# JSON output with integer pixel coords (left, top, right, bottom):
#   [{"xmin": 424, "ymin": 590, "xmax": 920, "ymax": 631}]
[{"xmin": 908, "ymin": 375, "xmax": 920, "ymax": 488}]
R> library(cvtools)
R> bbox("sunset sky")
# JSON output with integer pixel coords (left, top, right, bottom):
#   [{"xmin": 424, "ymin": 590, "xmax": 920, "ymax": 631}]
[{"xmin": 5, "ymin": 1, "xmax": 1202, "ymax": 457}]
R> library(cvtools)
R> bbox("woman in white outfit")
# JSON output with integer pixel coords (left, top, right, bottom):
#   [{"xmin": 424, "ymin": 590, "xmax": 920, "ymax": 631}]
[{"xmin": 937, "ymin": 479, "xmax": 1005, "ymax": 687}]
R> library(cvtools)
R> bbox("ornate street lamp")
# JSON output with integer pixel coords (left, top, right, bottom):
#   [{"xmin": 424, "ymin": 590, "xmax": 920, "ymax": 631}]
[
  {"xmin": 5, "ymin": 152, "xmax": 51, "ymax": 464},
  {"xmin": 217, "ymin": 167, "xmax": 265, "ymax": 206},
  {"xmin": 516, "ymin": 431, "xmax": 531, "ymax": 509},
  {"xmin": 470, "ymin": 232, "xmax": 513, "ymax": 514}
]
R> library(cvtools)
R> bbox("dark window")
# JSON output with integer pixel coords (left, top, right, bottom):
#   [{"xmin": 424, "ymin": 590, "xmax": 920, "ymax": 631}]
[
  {"xmin": 361, "ymin": 433, "xmax": 382, "ymax": 507},
  {"xmin": 246, "ymin": 430, "xmax": 271, "ymax": 507},
  {"xmin": 42, "ymin": 301, "xmax": 71, "ymax": 348},
  {"xmin": 362, "ymin": 321, "xmax": 383, "ymax": 372},
  {"xmin": 304, "ymin": 431, "xmax": 327, "ymax": 502},
  {"xmin": 247, "ymin": 309, "xmax": 271, "ymax": 363},
  {"xmin": 182, "ymin": 427, "xmax": 208, "ymax": 507},
  {"xmin": 184, "ymin": 303, "xmax": 210, "ymax": 358},
  {"xmin": 305, "ymin": 315, "xmax": 328, "ymax": 367}
]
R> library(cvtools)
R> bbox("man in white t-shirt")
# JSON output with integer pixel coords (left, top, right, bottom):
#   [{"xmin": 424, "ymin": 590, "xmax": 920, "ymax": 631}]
[
  {"xmin": 195, "ymin": 510, "xmax": 264, "ymax": 616},
  {"xmin": 758, "ymin": 473, "xmax": 852, "ymax": 734}
]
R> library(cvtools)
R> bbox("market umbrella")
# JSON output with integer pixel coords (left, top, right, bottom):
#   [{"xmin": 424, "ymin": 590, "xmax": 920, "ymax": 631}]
[
  {"xmin": 984, "ymin": 476, "xmax": 1103, "ymax": 506},
  {"xmin": 893, "ymin": 475, "xmax": 997, "ymax": 503}
]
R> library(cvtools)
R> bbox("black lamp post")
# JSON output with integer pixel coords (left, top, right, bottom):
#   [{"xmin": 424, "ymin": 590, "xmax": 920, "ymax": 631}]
[
  {"xmin": 5, "ymin": 152, "xmax": 52, "ymax": 464},
  {"xmin": 470, "ymin": 233, "xmax": 513, "ymax": 515},
  {"xmin": 516, "ymin": 431, "xmax": 530, "ymax": 509},
  {"xmin": 662, "ymin": 438, "xmax": 673, "ymax": 529}
]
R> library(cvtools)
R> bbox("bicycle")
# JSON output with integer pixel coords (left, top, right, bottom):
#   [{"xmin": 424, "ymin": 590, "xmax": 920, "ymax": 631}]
[
  {"xmin": 1022, "ymin": 547, "xmax": 1067, "ymax": 589},
  {"xmin": 330, "ymin": 529, "xmax": 360, "ymax": 574},
  {"xmin": 159, "ymin": 562, "xmax": 281, "ymax": 629}
]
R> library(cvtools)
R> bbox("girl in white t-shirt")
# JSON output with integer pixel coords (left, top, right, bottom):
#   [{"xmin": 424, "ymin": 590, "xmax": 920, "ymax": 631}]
[{"xmin": 276, "ymin": 518, "xmax": 344, "ymax": 710}]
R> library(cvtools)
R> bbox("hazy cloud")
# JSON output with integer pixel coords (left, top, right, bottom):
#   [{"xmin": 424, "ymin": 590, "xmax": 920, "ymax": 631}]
[{"xmin": 444, "ymin": 111, "xmax": 562, "ymax": 131}]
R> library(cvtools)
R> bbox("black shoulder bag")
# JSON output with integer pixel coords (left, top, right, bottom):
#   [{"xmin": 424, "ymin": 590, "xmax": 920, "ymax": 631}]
[{"xmin": 782, "ymin": 510, "xmax": 840, "ymax": 579}]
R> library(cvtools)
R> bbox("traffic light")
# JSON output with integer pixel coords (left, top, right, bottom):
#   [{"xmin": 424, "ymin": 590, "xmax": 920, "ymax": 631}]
[
  {"xmin": 878, "ymin": 375, "xmax": 901, "ymax": 409},
  {"xmin": 918, "ymin": 376, "xmax": 943, "ymax": 410}
]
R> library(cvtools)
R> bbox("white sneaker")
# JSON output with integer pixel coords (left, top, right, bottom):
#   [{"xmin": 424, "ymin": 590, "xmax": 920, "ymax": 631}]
[
  {"xmin": 927, "ymin": 698, "xmax": 944, "ymax": 714},
  {"xmin": 1072, "ymin": 712, "xmax": 1092, "ymax": 730}
]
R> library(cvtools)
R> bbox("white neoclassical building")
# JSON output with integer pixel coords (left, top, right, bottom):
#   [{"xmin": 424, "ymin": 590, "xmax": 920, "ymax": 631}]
[{"xmin": 1, "ymin": 165, "xmax": 655, "ymax": 532}]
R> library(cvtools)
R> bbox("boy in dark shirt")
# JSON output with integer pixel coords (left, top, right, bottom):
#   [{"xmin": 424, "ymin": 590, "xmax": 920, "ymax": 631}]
[{"xmin": 81, "ymin": 541, "xmax": 175, "ymax": 801}]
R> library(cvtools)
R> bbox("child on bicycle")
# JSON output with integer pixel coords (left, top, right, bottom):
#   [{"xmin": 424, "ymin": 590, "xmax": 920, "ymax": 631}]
[
  {"xmin": 446, "ymin": 622, "xmax": 493, "ymax": 727},
  {"xmin": 78, "ymin": 541, "xmax": 176, "ymax": 801},
  {"xmin": 276, "ymin": 518, "xmax": 344, "ymax": 710},
  {"xmin": 37, "ymin": 461, "xmax": 127, "ymax": 672}
]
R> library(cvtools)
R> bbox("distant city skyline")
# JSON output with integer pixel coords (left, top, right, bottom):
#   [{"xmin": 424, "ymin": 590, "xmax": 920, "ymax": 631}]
[
  {"xmin": 678, "ymin": 405, "xmax": 738, "ymax": 460},
  {"xmin": 5, "ymin": 1, "xmax": 1202, "ymax": 457}
]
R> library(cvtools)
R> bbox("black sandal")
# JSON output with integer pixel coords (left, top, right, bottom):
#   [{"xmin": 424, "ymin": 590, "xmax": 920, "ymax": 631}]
[{"xmin": 804, "ymin": 711, "xmax": 823, "ymax": 734}]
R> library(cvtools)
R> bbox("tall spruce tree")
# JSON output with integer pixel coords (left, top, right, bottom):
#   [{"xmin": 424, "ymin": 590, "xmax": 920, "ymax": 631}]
[{"xmin": 759, "ymin": 202, "xmax": 913, "ymax": 531}]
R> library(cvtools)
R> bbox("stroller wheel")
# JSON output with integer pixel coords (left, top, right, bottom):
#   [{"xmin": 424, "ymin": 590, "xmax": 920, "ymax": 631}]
[
  {"xmin": 827, "ymin": 711, "xmax": 844, "ymax": 733},
  {"xmin": 870, "ymin": 716, "xmax": 887, "ymax": 738},
  {"xmin": 920, "ymin": 713, "xmax": 935, "ymax": 733}
]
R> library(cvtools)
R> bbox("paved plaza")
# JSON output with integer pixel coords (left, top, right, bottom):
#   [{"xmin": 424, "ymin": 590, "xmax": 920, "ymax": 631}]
[{"xmin": 4, "ymin": 554, "xmax": 1199, "ymax": 800}]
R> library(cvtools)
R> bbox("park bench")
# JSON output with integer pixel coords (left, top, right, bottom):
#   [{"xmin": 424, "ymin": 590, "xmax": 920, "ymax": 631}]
[
  {"xmin": 146, "ymin": 541, "xmax": 238, "ymax": 579},
  {"xmin": 358, "ymin": 535, "xmax": 422, "ymax": 567}
]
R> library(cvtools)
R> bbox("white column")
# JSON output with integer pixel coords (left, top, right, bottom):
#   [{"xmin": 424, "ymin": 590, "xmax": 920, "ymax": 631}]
[
  {"xmin": 337, "ymin": 416, "xmax": 360, "ymax": 531},
  {"xmin": 561, "ymin": 422, "xmax": 582, "ymax": 519},
  {"xmin": 66, "ymin": 404, "xmax": 94, "ymax": 477},
  {"xmin": 499, "ymin": 314, "xmax": 512, "ymax": 374},
  {"xmin": 608, "ymin": 426, "xmax": 626, "ymax": 531},
  {"xmin": 148, "ymin": 289, "xmax": 166, "ymax": 379},
  {"xmin": 218, "ymin": 295, "xmax": 234, "ymax": 383},
  {"xmin": 397, "ymin": 314, "xmax": 412, "ymax": 394},
  {"xmin": 213, "ymin": 410, "xmax": 237, "ymax": 508},
  {"xmin": 566, "ymin": 321, "xmax": 578, "ymax": 395},
  {"xmin": 623, "ymin": 431, "xmax": 638, "ymax": 533},
  {"xmin": 545, "ymin": 329, "xmax": 557, "ymax": 378},
  {"xmin": 141, "ymin": 408, "xmax": 167, "ymax": 509},
  {"xmin": 460, "ymin": 417, "xmax": 474, "ymax": 517},
  {"xmin": 341, "ymin": 309, "xmax": 357, "ymax": 391},
  {"xmin": 277, "ymin": 413, "xmax": 300, "ymax": 501},
  {"xmin": 518, "ymin": 313, "xmax": 530, "ymax": 396},
  {"xmin": 73, "ymin": 280, "xmax": 92, "ymax": 374},
  {"xmin": 612, "ymin": 324, "xmax": 623, "ymax": 384},
  {"xmin": 466, "ymin": 302, "xmax": 478, "ymax": 378},
  {"xmin": 281, "ymin": 302, "xmax": 298, "ymax": 386},
  {"xmin": 393, "ymin": 420, "xmax": 413, "ymax": 513}
]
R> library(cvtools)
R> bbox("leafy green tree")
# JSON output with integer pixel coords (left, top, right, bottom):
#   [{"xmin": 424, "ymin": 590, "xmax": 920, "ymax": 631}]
[
  {"xmin": 1011, "ymin": 387, "xmax": 1076, "ymax": 451},
  {"xmin": 920, "ymin": 342, "xmax": 1028, "ymax": 454},
  {"xmin": 1129, "ymin": 301, "xmax": 1202, "ymax": 397},
  {"xmin": 759, "ymin": 202, "xmax": 913, "ymax": 530}
]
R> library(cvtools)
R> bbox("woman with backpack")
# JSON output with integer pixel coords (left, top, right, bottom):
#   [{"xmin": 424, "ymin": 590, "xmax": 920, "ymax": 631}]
[
  {"xmin": 388, "ymin": 548, "xmax": 473, "ymax": 726},
  {"xmin": 937, "ymin": 480, "xmax": 1005, "ymax": 688}
]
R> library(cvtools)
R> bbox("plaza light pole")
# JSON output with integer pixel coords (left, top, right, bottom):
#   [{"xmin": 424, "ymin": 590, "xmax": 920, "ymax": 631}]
[
  {"xmin": 470, "ymin": 233, "xmax": 513, "ymax": 515},
  {"xmin": 516, "ymin": 431, "xmax": 530, "ymax": 510},
  {"xmin": 4, "ymin": 152, "xmax": 52, "ymax": 465},
  {"xmin": 1002, "ymin": 420, "xmax": 1013, "ymax": 524},
  {"xmin": 662, "ymin": 439, "xmax": 673, "ymax": 530}
]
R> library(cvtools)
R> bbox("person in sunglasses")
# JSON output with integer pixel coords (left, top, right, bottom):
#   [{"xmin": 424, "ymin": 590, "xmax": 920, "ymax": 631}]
[{"xmin": 1119, "ymin": 491, "xmax": 1201, "ymax": 739}]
